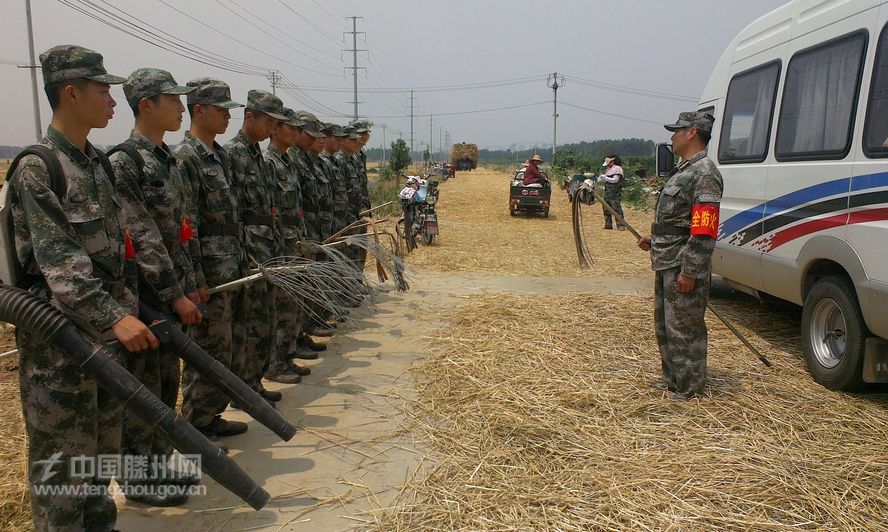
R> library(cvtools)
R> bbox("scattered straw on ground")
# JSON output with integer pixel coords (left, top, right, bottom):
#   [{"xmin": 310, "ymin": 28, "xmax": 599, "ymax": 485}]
[
  {"xmin": 366, "ymin": 292, "xmax": 888, "ymax": 530},
  {"xmin": 0, "ymin": 350, "xmax": 29, "ymax": 532},
  {"xmin": 407, "ymin": 167, "xmax": 653, "ymax": 277}
]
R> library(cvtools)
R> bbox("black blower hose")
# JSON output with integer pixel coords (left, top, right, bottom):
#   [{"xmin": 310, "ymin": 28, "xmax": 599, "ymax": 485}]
[{"xmin": 0, "ymin": 285, "xmax": 270, "ymax": 511}]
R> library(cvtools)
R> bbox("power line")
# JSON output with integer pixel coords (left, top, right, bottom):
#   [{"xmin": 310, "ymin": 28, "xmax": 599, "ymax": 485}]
[
  {"xmin": 226, "ymin": 0, "xmax": 341, "ymax": 63},
  {"xmin": 153, "ymin": 0, "xmax": 335, "ymax": 78},
  {"xmin": 368, "ymin": 100, "xmax": 550, "ymax": 120},
  {"xmin": 59, "ymin": 0, "xmax": 268, "ymax": 76},
  {"xmin": 308, "ymin": 0, "xmax": 340, "ymax": 28},
  {"xmin": 565, "ymin": 73, "xmax": 698, "ymax": 103},
  {"xmin": 278, "ymin": 0, "xmax": 344, "ymax": 46},
  {"xmin": 559, "ymin": 101, "xmax": 665, "ymax": 125},
  {"xmin": 290, "ymin": 75, "xmax": 544, "ymax": 94},
  {"xmin": 215, "ymin": 0, "xmax": 342, "ymax": 76}
]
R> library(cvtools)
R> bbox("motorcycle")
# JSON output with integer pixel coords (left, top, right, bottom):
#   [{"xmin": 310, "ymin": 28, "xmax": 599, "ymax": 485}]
[{"xmin": 398, "ymin": 181, "xmax": 440, "ymax": 251}]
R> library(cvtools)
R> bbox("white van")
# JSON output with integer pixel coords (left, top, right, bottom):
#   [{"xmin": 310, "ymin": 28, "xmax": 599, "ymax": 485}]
[{"xmin": 661, "ymin": 0, "xmax": 888, "ymax": 390}]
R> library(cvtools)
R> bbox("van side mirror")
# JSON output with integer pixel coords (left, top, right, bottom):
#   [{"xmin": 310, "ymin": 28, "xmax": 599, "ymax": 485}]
[{"xmin": 656, "ymin": 143, "xmax": 675, "ymax": 177}]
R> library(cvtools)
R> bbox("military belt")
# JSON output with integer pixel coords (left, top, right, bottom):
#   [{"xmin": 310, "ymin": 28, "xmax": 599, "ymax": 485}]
[
  {"xmin": 201, "ymin": 223, "xmax": 242, "ymax": 236},
  {"xmin": 281, "ymin": 215, "xmax": 302, "ymax": 226},
  {"xmin": 243, "ymin": 214, "xmax": 274, "ymax": 226},
  {"xmin": 651, "ymin": 223, "xmax": 690, "ymax": 237}
]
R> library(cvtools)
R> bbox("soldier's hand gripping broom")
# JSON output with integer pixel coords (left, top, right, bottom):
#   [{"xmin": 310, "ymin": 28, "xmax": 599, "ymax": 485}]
[{"xmin": 575, "ymin": 184, "xmax": 772, "ymax": 367}]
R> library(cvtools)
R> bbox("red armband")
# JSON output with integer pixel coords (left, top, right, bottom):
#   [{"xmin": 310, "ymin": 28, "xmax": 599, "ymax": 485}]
[
  {"xmin": 124, "ymin": 230, "xmax": 136, "ymax": 260},
  {"xmin": 690, "ymin": 204, "xmax": 719, "ymax": 238},
  {"xmin": 179, "ymin": 217, "xmax": 194, "ymax": 244}
]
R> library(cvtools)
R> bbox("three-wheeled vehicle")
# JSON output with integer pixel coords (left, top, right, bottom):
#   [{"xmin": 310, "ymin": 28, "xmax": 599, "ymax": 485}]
[{"xmin": 509, "ymin": 169, "xmax": 551, "ymax": 217}]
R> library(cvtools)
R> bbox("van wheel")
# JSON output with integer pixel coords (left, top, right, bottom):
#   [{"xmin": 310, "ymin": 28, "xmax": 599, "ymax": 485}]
[
  {"xmin": 801, "ymin": 275, "xmax": 867, "ymax": 391},
  {"xmin": 543, "ymin": 208, "xmax": 550, "ymax": 218}
]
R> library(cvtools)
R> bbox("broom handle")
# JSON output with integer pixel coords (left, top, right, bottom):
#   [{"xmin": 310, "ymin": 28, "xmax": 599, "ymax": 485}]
[
  {"xmin": 586, "ymin": 187, "xmax": 772, "ymax": 367},
  {"xmin": 360, "ymin": 201, "xmax": 394, "ymax": 216}
]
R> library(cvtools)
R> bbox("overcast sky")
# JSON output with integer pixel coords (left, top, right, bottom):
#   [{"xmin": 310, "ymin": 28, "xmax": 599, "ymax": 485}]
[{"xmin": 3, "ymin": 0, "xmax": 787, "ymax": 151}]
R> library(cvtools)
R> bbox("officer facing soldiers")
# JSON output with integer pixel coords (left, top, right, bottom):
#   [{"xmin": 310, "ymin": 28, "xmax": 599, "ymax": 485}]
[
  {"xmin": 637, "ymin": 111, "xmax": 723, "ymax": 400},
  {"xmin": 226, "ymin": 90, "xmax": 287, "ymax": 403},
  {"xmin": 110, "ymin": 67, "xmax": 204, "ymax": 506},
  {"xmin": 264, "ymin": 108, "xmax": 315, "ymax": 383},
  {"xmin": 174, "ymin": 78, "xmax": 250, "ymax": 440},
  {"xmin": 9, "ymin": 45, "xmax": 158, "ymax": 531}
]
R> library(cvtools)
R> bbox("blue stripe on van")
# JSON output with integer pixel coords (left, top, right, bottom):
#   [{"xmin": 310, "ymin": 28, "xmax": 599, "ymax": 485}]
[{"xmin": 720, "ymin": 172, "xmax": 888, "ymax": 240}]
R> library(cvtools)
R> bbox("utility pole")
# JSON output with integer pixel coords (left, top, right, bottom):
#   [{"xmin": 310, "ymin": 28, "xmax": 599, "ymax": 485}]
[
  {"xmin": 380, "ymin": 124, "xmax": 387, "ymax": 165},
  {"xmin": 429, "ymin": 115, "xmax": 433, "ymax": 166},
  {"xmin": 344, "ymin": 16, "xmax": 366, "ymax": 121},
  {"xmin": 547, "ymin": 72, "xmax": 565, "ymax": 161},
  {"xmin": 438, "ymin": 127, "xmax": 443, "ymax": 162},
  {"xmin": 22, "ymin": 0, "xmax": 42, "ymax": 142},
  {"xmin": 266, "ymin": 70, "xmax": 279, "ymax": 96},
  {"xmin": 407, "ymin": 90, "xmax": 417, "ymax": 156}
]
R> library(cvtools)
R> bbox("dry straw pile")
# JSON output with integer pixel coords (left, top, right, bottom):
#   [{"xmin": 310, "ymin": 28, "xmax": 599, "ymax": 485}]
[
  {"xmin": 407, "ymin": 168, "xmax": 653, "ymax": 277},
  {"xmin": 371, "ymin": 292, "xmax": 888, "ymax": 530}
]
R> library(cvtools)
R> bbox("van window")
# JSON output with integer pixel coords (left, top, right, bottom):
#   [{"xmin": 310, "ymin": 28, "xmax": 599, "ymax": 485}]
[
  {"xmin": 864, "ymin": 23, "xmax": 888, "ymax": 156},
  {"xmin": 718, "ymin": 63, "xmax": 780, "ymax": 163},
  {"xmin": 776, "ymin": 33, "xmax": 866, "ymax": 160}
]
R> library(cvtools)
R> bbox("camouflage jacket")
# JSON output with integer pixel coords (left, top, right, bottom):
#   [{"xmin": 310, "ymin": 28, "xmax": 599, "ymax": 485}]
[
  {"xmin": 356, "ymin": 150, "xmax": 370, "ymax": 211},
  {"xmin": 320, "ymin": 152, "xmax": 348, "ymax": 221},
  {"xmin": 306, "ymin": 151, "xmax": 333, "ymax": 221},
  {"xmin": 265, "ymin": 144, "xmax": 305, "ymax": 253},
  {"xmin": 335, "ymin": 151, "xmax": 361, "ymax": 222},
  {"xmin": 226, "ymin": 131, "xmax": 278, "ymax": 265},
  {"xmin": 651, "ymin": 150, "xmax": 723, "ymax": 278},
  {"xmin": 10, "ymin": 126, "xmax": 137, "ymax": 332},
  {"xmin": 288, "ymin": 147, "xmax": 321, "ymax": 242},
  {"xmin": 174, "ymin": 131, "xmax": 247, "ymax": 287},
  {"xmin": 110, "ymin": 130, "xmax": 196, "ymax": 303}
]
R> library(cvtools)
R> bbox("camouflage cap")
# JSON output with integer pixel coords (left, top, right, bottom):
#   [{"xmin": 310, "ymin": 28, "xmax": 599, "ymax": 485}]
[
  {"xmin": 123, "ymin": 68, "xmax": 193, "ymax": 109},
  {"xmin": 342, "ymin": 126, "xmax": 359, "ymax": 139},
  {"xmin": 186, "ymin": 77, "xmax": 243, "ymax": 108},
  {"xmin": 294, "ymin": 111, "xmax": 324, "ymax": 137},
  {"xmin": 246, "ymin": 90, "xmax": 288, "ymax": 121},
  {"xmin": 281, "ymin": 107, "xmax": 302, "ymax": 127},
  {"xmin": 664, "ymin": 111, "xmax": 715, "ymax": 133},
  {"xmin": 329, "ymin": 123, "xmax": 349, "ymax": 138},
  {"xmin": 39, "ymin": 45, "xmax": 125, "ymax": 85},
  {"xmin": 350, "ymin": 120, "xmax": 370, "ymax": 133}
]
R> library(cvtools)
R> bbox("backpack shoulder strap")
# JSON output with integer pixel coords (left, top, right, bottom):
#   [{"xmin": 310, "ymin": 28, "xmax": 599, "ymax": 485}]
[
  {"xmin": 100, "ymin": 144, "xmax": 139, "ymax": 187},
  {"xmin": 6, "ymin": 145, "xmax": 66, "ymax": 199}
]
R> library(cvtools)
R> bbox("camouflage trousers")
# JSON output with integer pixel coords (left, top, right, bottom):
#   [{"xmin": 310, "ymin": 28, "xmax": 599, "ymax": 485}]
[
  {"xmin": 319, "ymin": 212, "xmax": 334, "ymax": 242},
  {"xmin": 18, "ymin": 328, "xmax": 123, "ymax": 532},
  {"xmin": 268, "ymin": 286, "xmax": 304, "ymax": 375},
  {"xmin": 602, "ymin": 183, "xmax": 624, "ymax": 229},
  {"xmin": 121, "ymin": 343, "xmax": 179, "ymax": 464},
  {"xmin": 182, "ymin": 289, "xmax": 246, "ymax": 428},
  {"xmin": 653, "ymin": 267, "xmax": 710, "ymax": 395},
  {"xmin": 241, "ymin": 279, "xmax": 277, "ymax": 392}
]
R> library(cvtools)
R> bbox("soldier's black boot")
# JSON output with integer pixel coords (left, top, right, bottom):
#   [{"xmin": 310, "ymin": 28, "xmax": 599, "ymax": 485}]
[{"xmin": 299, "ymin": 335, "xmax": 327, "ymax": 351}]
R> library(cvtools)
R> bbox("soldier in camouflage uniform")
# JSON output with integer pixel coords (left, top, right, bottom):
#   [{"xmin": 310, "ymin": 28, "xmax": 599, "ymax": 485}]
[
  {"xmin": 225, "ymin": 90, "xmax": 287, "ymax": 401},
  {"xmin": 350, "ymin": 121, "xmax": 373, "ymax": 268},
  {"xmin": 174, "ymin": 78, "xmax": 251, "ymax": 438},
  {"xmin": 288, "ymin": 113, "xmax": 333, "ymax": 348},
  {"xmin": 312, "ymin": 126, "xmax": 336, "ymax": 242},
  {"xmin": 264, "ymin": 108, "xmax": 315, "ymax": 382},
  {"xmin": 323, "ymin": 124, "xmax": 351, "ymax": 235},
  {"xmin": 637, "ymin": 112, "xmax": 723, "ymax": 400},
  {"xmin": 9, "ymin": 45, "xmax": 158, "ymax": 532},
  {"xmin": 110, "ymin": 67, "xmax": 204, "ymax": 506}
]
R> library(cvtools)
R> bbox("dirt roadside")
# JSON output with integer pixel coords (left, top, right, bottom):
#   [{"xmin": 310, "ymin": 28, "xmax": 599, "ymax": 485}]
[{"xmin": 114, "ymin": 271, "xmax": 650, "ymax": 531}]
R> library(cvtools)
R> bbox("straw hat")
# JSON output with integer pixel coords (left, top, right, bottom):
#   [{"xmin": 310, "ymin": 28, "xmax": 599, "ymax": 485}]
[{"xmin": 530, "ymin": 154, "xmax": 544, "ymax": 163}]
